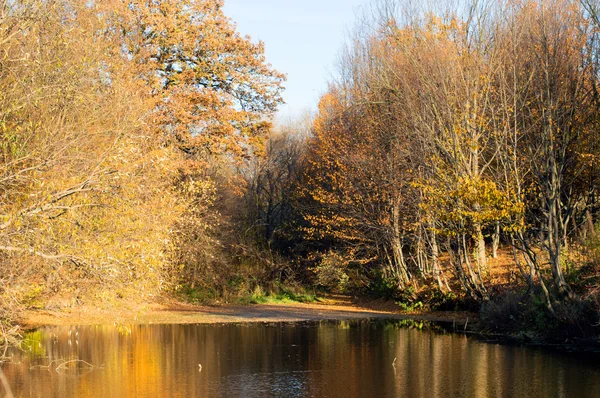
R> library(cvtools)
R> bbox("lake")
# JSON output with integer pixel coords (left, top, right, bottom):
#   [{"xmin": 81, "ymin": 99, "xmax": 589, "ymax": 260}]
[{"xmin": 2, "ymin": 320, "xmax": 599, "ymax": 397}]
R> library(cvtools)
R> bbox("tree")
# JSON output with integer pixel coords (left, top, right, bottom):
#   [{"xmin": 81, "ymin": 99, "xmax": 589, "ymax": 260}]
[
  {"xmin": 110, "ymin": 0, "xmax": 285, "ymax": 163},
  {"xmin": 0, "ymin": 0, "xmax": 286, "ymax": 340}
]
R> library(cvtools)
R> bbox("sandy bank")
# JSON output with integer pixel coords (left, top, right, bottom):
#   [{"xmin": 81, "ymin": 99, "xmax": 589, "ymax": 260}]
[{"xmin": 21, "ymin": 297, "xmax": 470, "ymax": 328}]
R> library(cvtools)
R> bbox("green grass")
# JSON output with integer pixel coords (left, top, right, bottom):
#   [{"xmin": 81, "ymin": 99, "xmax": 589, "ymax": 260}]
[
  {"xmin": 176, "ymin": 283, "xmax": 321, "ymax": 306},
  {"xmin": 176, "ymin": 285, "xmax": 218, "ymax": 305},
  {"xmin": 236, "ymin": 286, "xmax": 320, "ymax": 305}
]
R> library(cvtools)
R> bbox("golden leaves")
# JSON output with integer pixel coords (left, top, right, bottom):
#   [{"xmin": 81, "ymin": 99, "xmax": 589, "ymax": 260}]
[{"xmin": 111, "ymin": 0, "xmax": 285, "ymax": 164}]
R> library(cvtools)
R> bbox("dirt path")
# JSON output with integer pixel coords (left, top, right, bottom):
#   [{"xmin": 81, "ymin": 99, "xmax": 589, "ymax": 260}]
[{"xmin": 21, "ymin": 296, "xmax": 470, "ymax": 328}]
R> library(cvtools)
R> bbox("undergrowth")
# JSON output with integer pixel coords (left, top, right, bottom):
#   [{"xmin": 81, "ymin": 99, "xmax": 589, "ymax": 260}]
[
  {"xmin": 236, "ymin": 285, "xmax": 320, "ymax": 305},
  {"xmin": 177, "ymin": 280, "xmax": 320, "ymax": 306}
]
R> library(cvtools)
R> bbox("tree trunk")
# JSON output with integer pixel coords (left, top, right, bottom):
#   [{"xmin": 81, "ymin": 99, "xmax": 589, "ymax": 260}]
[
  {"xmin": 391, "ymin": 234, "xmax": 410, "ymax": 287},
  {"xmin": 546, "ymin": 158, "xmax": 575, "ymax": 299},
  {"xmin": 584, "ymin": 209, "xmax": 596, "ymax": 241},
  {"xmin": 429, "ymin": 222, "xmax": 449, "ymax": 291},
  {"xmin": 474, "ymin": 222, "xmax": 488, "ymax": 274},
  {"xmin": 464, "ymin": 233, "xmax": 488, "ymax": 300},
  {"xmin": 492, "ymin": 221, "xmax": 500, "ymax": 259},
  {"xmin": 391, "ymin": 203, "xmax": 410, "ymax": 288}
]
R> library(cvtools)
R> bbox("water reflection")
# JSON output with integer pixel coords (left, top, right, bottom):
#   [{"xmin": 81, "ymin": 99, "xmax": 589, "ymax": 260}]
[{"xmin": 2, "ymin": 320, "xmax": 599, "ymax": 397}]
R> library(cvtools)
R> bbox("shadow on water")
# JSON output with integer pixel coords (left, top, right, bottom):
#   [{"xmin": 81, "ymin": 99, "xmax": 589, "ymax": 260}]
[{"xmin": 2, "ymin": 319, "xmax": 600, "ymax": 397}]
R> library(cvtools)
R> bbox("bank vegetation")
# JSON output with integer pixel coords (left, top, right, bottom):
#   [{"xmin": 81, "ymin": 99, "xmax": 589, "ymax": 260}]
[{"xmin": 3, "ymin": 0, "xmax": 600, "ymax": 354}]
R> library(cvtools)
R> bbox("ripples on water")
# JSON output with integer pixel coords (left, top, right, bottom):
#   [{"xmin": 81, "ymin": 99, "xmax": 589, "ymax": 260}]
[{"xmin": 2, "ymin": 320, "xmax": 599, "ymax": 397}]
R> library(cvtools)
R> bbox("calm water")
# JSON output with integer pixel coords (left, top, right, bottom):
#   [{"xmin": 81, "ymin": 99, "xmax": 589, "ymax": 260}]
[{"xmin": 2, "ymin": 320, "xmax": 599, "ymax": 397}]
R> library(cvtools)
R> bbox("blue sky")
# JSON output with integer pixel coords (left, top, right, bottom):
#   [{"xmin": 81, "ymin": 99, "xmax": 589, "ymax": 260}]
[{"xmin": 223, "ymin": 0, "xmax": 367, "ymax": 120}]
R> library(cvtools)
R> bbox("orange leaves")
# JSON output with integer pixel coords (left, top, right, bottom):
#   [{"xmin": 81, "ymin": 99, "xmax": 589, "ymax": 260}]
[
  {"xmin": 0, "ymin": 0, "xmax": 290, "ymax": 299},
  {"xmin": 113, "ymin": 0, "xmax": 285, "ymax": 165}
]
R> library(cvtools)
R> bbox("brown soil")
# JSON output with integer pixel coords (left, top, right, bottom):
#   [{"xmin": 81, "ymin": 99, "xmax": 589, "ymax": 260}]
[{"xmin": 21, "ymin": 294, "xmax": 470, "ymax": 329}]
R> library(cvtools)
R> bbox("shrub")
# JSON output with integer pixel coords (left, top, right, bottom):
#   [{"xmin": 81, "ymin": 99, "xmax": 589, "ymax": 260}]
[{"xmin": 311, "ymin": 251, "xmax": 351, "ymax": 292}]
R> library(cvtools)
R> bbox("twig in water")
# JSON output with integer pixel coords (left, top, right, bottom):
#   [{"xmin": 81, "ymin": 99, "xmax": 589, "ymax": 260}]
[
  {"xmin": 55, "ymin": 359, "xmax": 98, "ymax": 372},
  {"xmin": 30, "ymin": 357, "xmax": 101, "ymax": 373}
]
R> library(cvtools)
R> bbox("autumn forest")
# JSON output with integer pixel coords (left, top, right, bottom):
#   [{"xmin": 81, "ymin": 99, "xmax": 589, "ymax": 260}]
[{"xmin": 3, "ymin": 0, "xmax": 600, "ymax": 352}]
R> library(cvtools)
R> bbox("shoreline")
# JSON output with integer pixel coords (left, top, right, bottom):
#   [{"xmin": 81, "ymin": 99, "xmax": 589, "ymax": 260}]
[
  {"xmin": 16, "ymin": 298, "xmax": 600, "ymax": 354},
  {"xmin": 19, "ymin": 298, "xmax": 470, "ymax": 329}
]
